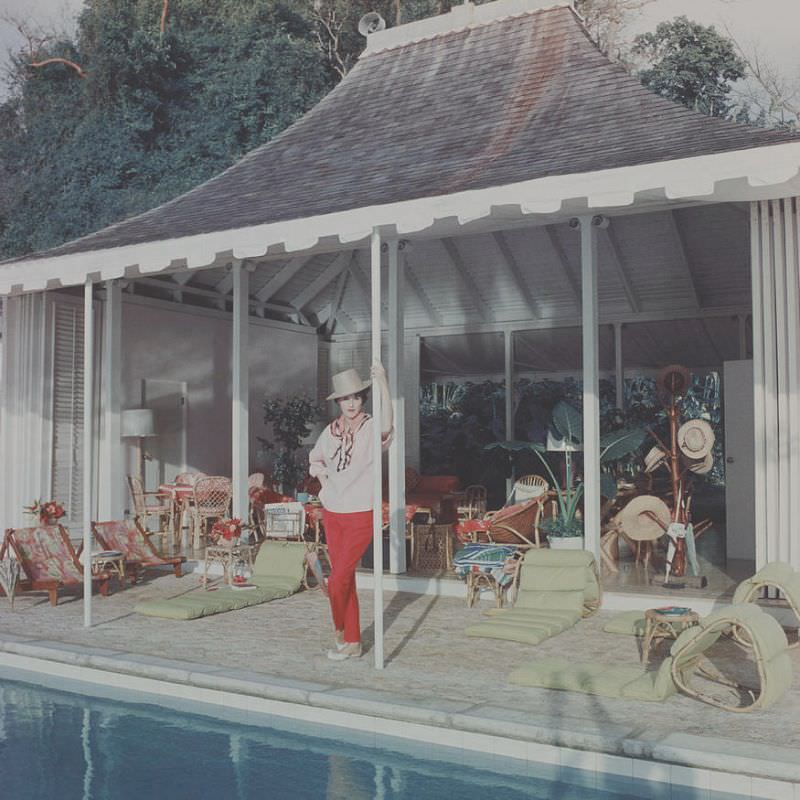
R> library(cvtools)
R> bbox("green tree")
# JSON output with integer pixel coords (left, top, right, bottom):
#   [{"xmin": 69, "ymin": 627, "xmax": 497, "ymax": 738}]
[{"xmin": 632, "ymin": 16, "xmax": 746, "ymax": 118}]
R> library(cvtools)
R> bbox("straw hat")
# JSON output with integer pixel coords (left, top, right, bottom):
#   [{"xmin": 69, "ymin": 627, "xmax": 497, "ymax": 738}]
[
  {"xmin": 677, "ymin": 419, "xmax": 715, "ymax": 459},
  {"xmin": 619, "ymin": 495, "xmax": 671, "ymax": 542},
  {"xmin": 686, "ymin": 451, "xmax": 714, "ymax": 475},
  {"xmin": 643, "ymin": 446, "xmax": 668, "ymax": 473},
  {"xmin": 656, "ymin": 364, "xmax": 691, "ymax": 400},
  {"xmin": 326, "ymin": 368, "xmax": 371, "ymax": 401}
]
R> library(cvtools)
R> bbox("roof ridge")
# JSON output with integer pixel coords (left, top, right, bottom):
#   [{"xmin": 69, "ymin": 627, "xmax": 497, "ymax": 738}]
[{"xmin": 362, "ymin": 0, "xmax": 572, "ymax": 56}]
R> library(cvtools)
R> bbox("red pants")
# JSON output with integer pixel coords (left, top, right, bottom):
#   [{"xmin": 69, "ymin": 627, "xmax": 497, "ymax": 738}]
[{"xmin": 323, "ymin": 509, "xmax": 373, "ymax": 644}]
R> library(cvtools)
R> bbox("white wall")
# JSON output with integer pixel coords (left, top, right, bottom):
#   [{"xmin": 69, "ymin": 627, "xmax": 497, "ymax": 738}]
[{"xmin": 121, "ymin": 297, "xmax": 317, "ymax": 492}]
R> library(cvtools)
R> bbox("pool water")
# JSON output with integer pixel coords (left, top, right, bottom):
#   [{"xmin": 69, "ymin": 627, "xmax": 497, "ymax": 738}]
[{"xmin": 0, "ymin": 677, "xmax": 741, "ymax": 800}]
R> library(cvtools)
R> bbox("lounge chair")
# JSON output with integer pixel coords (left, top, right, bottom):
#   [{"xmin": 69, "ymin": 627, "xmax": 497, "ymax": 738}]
[
  {"xmin": 92, "ymin": 519, "xmax": 186, "ymax": 582},
  {"xmin": 732, "ymin": 561, "xmax": 800, "ymax": 648},
  {"xmin": 456, "ymin": 497, "xmax": 544, "ymax": 548},
  {"xmin": 0, "ymin": 525, "xmax": 111, "ymax": 606},
  {"xmin": 465, "ymin": 548, "xmax": 601, "ymax": 645},
  {"xmin": 510, "ymin": 604, "xmax": 792, "ymax": 712},
  {"xmin": 134, "ymin": 539, "xmax": 307, "ymax": 620}
]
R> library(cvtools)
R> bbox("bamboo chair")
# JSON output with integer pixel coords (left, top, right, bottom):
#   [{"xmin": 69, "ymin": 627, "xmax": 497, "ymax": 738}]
[
  {"xmin": 476, "ymin": 498, "xmax": 544, "ymax": 548},
  {"xmin": 127, "ymin": 475, "xmax": 172, "ymax": 544},
  {"xmin": 0, "ymin": 525, "xmax": 111, "ymax": 606},
  {"xmin": 514, "ymin": 474, "xmax": 549, "ymax": 500},
  {"xmin": 175, "ymin": 472, "xmax": 205, "ymax": 486},
  {"xmin": 732, "ymin": 561, "xmax": 800, "ymax": 648},
  {"xmin": 458, "ymin": 485, "xmax": 487, "ymax": 520},
  {"xmin": 93, "ymin": 519, "xmax": 185, "ymax": 582},
  {"xmin": 191, "ymin": 476, "xmax": 232, "ymax": 549}
]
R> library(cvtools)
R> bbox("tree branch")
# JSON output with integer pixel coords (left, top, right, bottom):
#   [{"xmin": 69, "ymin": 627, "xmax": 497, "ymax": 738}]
[{"xmin": 29, "ymin": 57, "xmax": 87, "ymax": 78}]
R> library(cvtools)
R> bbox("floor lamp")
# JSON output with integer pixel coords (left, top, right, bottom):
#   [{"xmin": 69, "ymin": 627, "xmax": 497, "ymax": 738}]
[{"xmin": 122, "ymin": 409, "xmax": 157, "ymax": 486}]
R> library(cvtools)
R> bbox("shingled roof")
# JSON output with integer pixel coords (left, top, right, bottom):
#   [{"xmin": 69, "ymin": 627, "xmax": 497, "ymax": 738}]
[{"xmin": 3, "ymin": 0, "xmax": 799, "ymax": 276}]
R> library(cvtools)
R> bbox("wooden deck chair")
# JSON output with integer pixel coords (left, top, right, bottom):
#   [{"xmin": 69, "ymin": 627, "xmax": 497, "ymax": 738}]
[
  {"xmin": 732, "ymin": 561, "xmax": 800, "ymax": 648},
  {"xmin": 458, "ymin": 485, "xmax": 487, "ymax": 520},
  {"xmin": 0, "ymin": 525, "xmax": 111, "ymax": 607},
  {"xmin": 127, "ymin": 475, "xmax": 172, "ymax": 544},
  {"xmin": 466, "ymin": 548, "xmax": 601, "ymax": 645},
  {"xmin": 93, "ymin": 519, "xmax": 186, "ymax": 582}
]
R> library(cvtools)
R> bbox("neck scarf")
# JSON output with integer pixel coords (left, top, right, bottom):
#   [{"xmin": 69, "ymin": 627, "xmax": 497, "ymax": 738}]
[{"xmin": 330, "ymin": 412, "xmax": 370, "ymax": 472}]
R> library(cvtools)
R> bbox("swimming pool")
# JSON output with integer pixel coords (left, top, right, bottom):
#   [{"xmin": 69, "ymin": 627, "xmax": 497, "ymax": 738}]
[{"xmin": 0, "ymin": 676, "xmax": 747, "ymax": 800}]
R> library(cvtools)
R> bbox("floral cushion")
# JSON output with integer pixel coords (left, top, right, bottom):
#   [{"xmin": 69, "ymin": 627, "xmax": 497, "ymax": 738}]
[
  {"xmin": 94, "ymin": 520, "xmax": 157, "ymax": 564},
  {"xmin": 12, "ymin": 526, "xmax": 82, "ymax": 584}
]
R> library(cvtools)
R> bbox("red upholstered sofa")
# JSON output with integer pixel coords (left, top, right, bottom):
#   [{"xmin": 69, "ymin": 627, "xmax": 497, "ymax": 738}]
[{"xmin": 384, "ymin": 467, "xmax": 460, "ymax": 520}]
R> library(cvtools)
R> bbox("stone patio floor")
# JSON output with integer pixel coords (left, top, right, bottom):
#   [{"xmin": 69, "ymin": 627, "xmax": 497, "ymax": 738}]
[{"xmin": 1, "ymin": 567, "xmax": 799, "ymax": 758}]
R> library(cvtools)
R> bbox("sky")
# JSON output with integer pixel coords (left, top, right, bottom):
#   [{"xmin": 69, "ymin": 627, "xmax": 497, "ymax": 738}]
[{"xmin": 1, "ymin": 0, "xmax": 798, "ymax": 98}]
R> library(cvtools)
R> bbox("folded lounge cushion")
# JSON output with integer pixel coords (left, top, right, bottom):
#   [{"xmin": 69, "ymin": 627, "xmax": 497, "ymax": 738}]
[
  {"xmin": 134, "ymin": 541, "xmax": 307, "ymax": 620},
  {"xmin": 603, "ymin": 610, "xmax": 648, "ymax": 636}
]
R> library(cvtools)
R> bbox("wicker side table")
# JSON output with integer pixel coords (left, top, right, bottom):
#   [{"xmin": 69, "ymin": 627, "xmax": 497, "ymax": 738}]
[
  {"xmin": 204, "ymin": 543, "xmax": 254, "ymax": 586},
  {"xmin": 641, "ymin": 608, "xmax": 700, "ymax": 663}
]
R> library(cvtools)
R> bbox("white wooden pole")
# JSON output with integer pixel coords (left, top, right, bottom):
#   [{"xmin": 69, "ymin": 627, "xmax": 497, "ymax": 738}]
[
  {"xmin": 406, "ymin": 333, "xmax": 422, "ymax": 469},
  {"xmin": 613, "ymin": 322, "xmax": 624, "ymax": 411},
  {"xmin": 504, "ymin": 329, "xmax": 514, "ymax": 498},
  {"xmin": 232, "ymin": 262, "xmax": 249, "ymax": 520},
  {"xmin": 388, "ymin": 239, "xmax": 406, "ymax": 574},
  {"xmin": 370, "ymin": 229, "xmax": 385, "ymax": 669},
  {"xmin": 751, "ymin": 202, "xmax": 767, "ymax": 569},
  {"xmin": 101, "ymin": 280, "xmax": 122, "ymax": 519},
  {"xmin": 83, "ymin": 279, "xmax": 94, "ymax": 628},
  {"xmin": 579, "ymin": 216, "xmax": 601, "ymax": 558}
]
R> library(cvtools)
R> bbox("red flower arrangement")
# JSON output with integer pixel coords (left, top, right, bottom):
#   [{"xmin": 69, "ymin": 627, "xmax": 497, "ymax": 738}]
[
  {"xmin": 210, "ymin": 518, "xmax": 242, "ymax": 544},
  {"xmin": 24, "ymin": 500, "xmax": 66, "ymax": 524}
]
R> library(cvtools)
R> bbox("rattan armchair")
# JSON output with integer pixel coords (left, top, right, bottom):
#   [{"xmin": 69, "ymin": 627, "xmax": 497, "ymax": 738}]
[
  {"xmin": 474, "ymin": 498, "xmax": 544, "ymax": 548},
  {"xmin": 126, "ymin": 475, "xmax": 172, "ymax": 545},
  {"xmin": 191, "ymin": 476, "xmax": 232, "ymax": 549}
]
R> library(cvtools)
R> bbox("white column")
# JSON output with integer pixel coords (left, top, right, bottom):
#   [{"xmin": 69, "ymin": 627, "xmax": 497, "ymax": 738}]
[
  {"xmin": 405, "ymin": 332, "xmax": 421, "ymax": 469},
  {"xmin": 83, "ymin": 279, "xmax": 94, "ymax": 628},
  {"xmin": 388, "ymin": 239, "xmax": 406, "ymax": 574},
  {"xmin": 614, "ymin": 323, "xmax": 624, "ymax": 411},
  {"xmin": 232, "ymin": 262, "xmax": 249, "ymax": 520},
  {"xmin": 751, "ymin": 202, "xmax": 767, "ymax": 567},
  {"xmin": 370, "ymin": 229, "xmax": 385, "ymax": 670},
  {"xmin": 579, "ymin": 216, "xmax": 601, "ymax": 558},
  {"xmin": 100, "ymin": 280, "xmax": 122, "ymax": 519},
  {"xmin": 504, "ymin": 329, "xmax": 514, "ymax": 498}
]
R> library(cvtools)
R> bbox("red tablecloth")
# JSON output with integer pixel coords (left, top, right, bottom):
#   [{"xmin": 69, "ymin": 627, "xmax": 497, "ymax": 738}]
[{"xmin": 158, "ymin": 483, "xmax": 194, "ymax": 502}]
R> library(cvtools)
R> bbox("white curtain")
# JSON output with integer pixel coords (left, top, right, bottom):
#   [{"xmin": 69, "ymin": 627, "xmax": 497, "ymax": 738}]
[
  {"xmin": 0, "ymin": 293, "xmax": 51, "ymax": 528},
  {"xmin": 751, "ymin": 198, "xmax": 800, "ymax": 570}
]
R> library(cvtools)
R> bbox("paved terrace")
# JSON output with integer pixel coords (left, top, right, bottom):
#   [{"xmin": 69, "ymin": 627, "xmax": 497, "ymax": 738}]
[{"xmin": 1, "ymin": 570, "xmax": 799, "ymax": 794}]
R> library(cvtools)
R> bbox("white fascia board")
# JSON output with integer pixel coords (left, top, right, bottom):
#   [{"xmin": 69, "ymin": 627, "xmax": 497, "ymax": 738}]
[{"xmin": 2, "ymin": 140, "xmax": 800, "ymax": 296}]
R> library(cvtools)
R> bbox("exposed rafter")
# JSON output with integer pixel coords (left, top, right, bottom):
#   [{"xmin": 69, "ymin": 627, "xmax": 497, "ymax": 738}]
[
  {"xmin": 698, "ymin": 318, "xmax": 724, "ymax": 364},
  {"xmin": 212, "ymin": 269, "xmax": 235, "ymax": 295},
  {"xmin": 255, "ymin": 255, "xmax": 312, "ymax": 302},
  {"xmin": 325, "ymin": 268, "xmax": 351, "ymax": 336},
  {"xmin": 667, "ymin": 211, "xmax": 702, "ymax": 308},
  {"xmin": 423, "ymin": 341, "xmax": 465, "ymax": 375},
  {"xmin": 491, "ymin": 231, "xmax": 541, "ymax": 318},
  {"xmin": 440, "ymin": 238, "xmax": 494, "ymax": 323},
  {"xmin": 293, "ymin": 251, "xmax": 353, "ymax": 312},
  {"xmin": 543, "ymin": 226, "xmax": 581, "ymax": 310},
  {"xmin": 601, "ymin": 227, "xmax": 640, "ymax": 313},
  {"xmin": 403, "ymin": 250, "xmax": 442, "ymax": 328}
]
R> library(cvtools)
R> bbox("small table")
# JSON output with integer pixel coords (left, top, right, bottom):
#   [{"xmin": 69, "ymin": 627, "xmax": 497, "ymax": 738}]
[
  {"xmin": 641, "ymin": 607, "xmax": 700, "ymax": 663},
  {"xmin": 204, "ymin": 542, "xmax": 255, "ymax": 586},
  {"xmin": 91, "ymin": 551, "xmax": 126, "ymax": 586}
]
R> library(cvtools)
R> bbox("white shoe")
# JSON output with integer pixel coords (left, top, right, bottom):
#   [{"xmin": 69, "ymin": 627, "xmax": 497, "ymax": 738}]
[{"xmin": 327, "ymin": 642, "xmax": 362, "ymax": 661}]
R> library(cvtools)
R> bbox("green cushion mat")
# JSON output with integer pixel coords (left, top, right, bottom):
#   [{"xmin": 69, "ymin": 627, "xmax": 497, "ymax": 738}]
[{"xmin": 603, "ymin": 610, "xmax": 647, "ymax": 636}]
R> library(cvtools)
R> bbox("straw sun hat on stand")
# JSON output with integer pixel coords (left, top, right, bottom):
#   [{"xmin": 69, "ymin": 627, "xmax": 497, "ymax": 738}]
[
  {"xmin": 619, "ymin": 495, "xmax": 671, "ymax": 542},
  {"xmin": 644, "ymin": 446, "xmax": 668, "ymax": 473},
  {"xmin": 677, "ymin": 419, "xmax": 715, "ymax": 460}
]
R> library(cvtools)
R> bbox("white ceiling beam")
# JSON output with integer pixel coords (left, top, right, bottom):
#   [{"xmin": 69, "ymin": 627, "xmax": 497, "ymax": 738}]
[
  {"xmin": 697, "ymin": 318, "xmax": 724, "ymax": 364},
  {"xmin": 255, "ymin": 255, "xmax": 312, "ymax": 302},
  {"xmin": 171, "ymin": 272, "xmax": 194, "ymax": 286},
  {"xmin": 490, "ymin": 232, "xmax": 541, "ymax": 318},
  {"xmin": 440, "ymin": 238, "xmax": 494, "ymax": 323},
  {"xmin": 667, "ymin": 211, "xmax": 702, "ymax": 308},
  {"xmin": 293, "ymin": 251, "xmax": 353, "ymax": 312},
  {"xmin": 403, "ymin": 251, "xmax": 442, "ymax": 328},
  {"xmin": 601, "ymin": 227, "xmax": 640, "ymax": 313},
  {"xmin": 212, "ymin": 270, "xmax": 235, "ymax": 295},
  {"xmin": 543, "ymin": 226, "xmax": 581, "ymax": 311},
  {"xmin": 325, "ymin": 268, "xmax": 351, "ymax": 336}
]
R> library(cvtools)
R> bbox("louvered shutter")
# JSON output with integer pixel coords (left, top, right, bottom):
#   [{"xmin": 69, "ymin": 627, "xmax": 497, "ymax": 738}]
[{"xmin": 51, "ymin": 302, "xmax": 84, "ymax": 528}]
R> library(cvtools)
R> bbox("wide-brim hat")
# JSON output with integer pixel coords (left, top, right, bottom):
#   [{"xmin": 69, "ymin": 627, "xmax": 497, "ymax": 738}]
[
  {"xmin": 643, "ymin": 446, "xmax": 668, "ymax": 473},
  {"xmin": 677, "ymin": 419, "xmax": 715, "ymax": 459},
  {"xmin": 619, "ymin": 494, "xmax": 671, "ymax": 542},
  {"xmin": 686, "ymin": 451, "xmax": 714, "ymax": 475},
  {"xmin": 656, "ymin": 364, "xmax": 691, "ymax": 400},
  {"xmin": 326, "ymin": 368, "xmax": 371, "ymax": 401}
]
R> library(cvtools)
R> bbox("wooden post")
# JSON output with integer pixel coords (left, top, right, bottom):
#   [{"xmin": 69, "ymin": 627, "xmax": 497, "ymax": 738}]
[
  {"xmin": 83, "ymin": 279, "xmax": 94, "ymax": 628},
  {"xmin": 232, "ymin": 262, "xmax": 249, "ymax": 520},
  {"xmin": 505, "ymin": 329, "xmax": 514, "ymax": 498},
  {"xmin": 101, "ymin": 280, "xmax": 122, "ymax": 519}
]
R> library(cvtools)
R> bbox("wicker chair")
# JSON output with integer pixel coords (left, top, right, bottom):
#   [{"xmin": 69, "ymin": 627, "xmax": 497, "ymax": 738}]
[
  {"xmin": 191, "ymin": 476, "xmax": 232, "ymax": 549},
  {"xmin": 126, "ymin": 475, "xmax": 172, "ymax": 544},
  {"xmin": 473, "ymin": 498, "xmax": 544, "ymax": 548},
  {"xmin": 458, "ymin": 485, "xmax": 487, "ymax": 520},
  {"xmin": 513, "ymin": 474, "xmax": 549, "ymax": 502},
  {"xmin": 175, "ymin": 472, "xmax": 205, "ymax": 486}
]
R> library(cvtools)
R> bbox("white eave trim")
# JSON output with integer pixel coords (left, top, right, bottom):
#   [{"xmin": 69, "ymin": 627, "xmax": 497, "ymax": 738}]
[{"xmin": 2, "ymin": 141, "xmax": 800, "ymax": 296}]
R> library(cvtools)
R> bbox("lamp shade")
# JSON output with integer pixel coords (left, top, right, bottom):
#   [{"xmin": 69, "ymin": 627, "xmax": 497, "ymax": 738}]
[{"xmin": 121, "ymin": 409, "xmax": 156, "ymax": 438}]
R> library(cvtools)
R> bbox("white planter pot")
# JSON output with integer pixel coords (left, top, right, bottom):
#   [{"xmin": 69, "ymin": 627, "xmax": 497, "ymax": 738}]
[{"xmin": 548, "ymin": 536, "xmax": 584, "ymax": 550}]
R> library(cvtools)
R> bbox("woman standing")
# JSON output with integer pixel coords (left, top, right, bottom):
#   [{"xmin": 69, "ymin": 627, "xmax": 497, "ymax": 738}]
[{"xmin": 309, "ymin": 361, "xmax": 393, "ymax": 661}]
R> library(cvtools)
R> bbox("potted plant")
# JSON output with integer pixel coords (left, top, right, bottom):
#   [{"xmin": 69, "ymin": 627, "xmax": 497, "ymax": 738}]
[
  {"xmin": 259, "ymin": 394, "xmax": 321, "ymax": 495},
  {"xmin": 486, "ymin": 401, "xmax": 646, "ymax": 549},
  {"xmin": 24, "ymin": 499, "xmax": 66, "ymax": 526}
]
